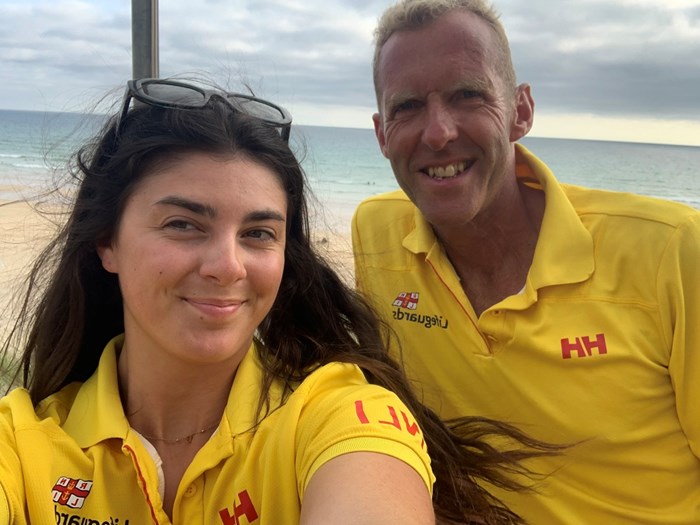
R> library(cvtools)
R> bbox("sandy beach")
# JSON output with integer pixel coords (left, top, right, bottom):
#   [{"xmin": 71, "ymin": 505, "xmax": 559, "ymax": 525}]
[
  {"xmin": 0, "ymin": 198, "xmax": 58, "ymax": 345},
  {"xmin": 0, "ymin": 198, "xmax": 58, "ymax": 294}
]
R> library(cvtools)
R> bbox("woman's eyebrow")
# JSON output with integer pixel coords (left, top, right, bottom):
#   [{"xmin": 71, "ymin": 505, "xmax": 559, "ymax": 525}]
[
  {"xmin": 155, "ymin": 196, "xmax": 217, "ymax": 218},
  {"xmin": 245, "ymin": 209, "xmax": 286, "ymax": 223},
  {"xmin": 156, "ymin": 197, "xmax": 285, "ymax": 223}
]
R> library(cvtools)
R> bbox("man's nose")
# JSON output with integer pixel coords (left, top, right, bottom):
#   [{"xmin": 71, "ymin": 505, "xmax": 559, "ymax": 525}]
[{"xmin": 422, "ymin": 101, "xmax": 459, "ymax": 151}]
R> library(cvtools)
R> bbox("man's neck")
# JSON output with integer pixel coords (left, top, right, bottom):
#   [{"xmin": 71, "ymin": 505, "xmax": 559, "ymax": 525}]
[{"xmin": 435, "ymin": 182, "xmax": 545, "ymax": 316}]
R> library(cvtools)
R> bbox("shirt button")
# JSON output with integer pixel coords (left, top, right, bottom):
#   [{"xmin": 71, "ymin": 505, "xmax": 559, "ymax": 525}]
[{"xmin": 184, "ymin": 484, "xmax": 197, "ymax": 498}]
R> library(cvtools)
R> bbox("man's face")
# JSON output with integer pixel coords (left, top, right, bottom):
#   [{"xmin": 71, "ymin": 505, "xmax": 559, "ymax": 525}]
[{"xmin": 373, "ymin": 11, "xmax": 533, "ymax": 230}]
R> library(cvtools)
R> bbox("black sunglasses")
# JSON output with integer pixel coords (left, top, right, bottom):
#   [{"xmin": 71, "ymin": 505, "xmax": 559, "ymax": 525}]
[{"xmin": 118, "ymin": 78, "xmax": 292, "ymax": 141}]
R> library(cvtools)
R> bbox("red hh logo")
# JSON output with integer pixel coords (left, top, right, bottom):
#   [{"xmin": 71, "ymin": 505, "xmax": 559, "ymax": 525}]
[
  {"xmin": 561, "ymin": 333, "xmax": 608, "ymax": 359},
  {"xmin": 51, "ymin": 477, "xmax": 93, "ymax": 509},
  {"xmin": 219, "ymin": 490, "xmax": 259, "ymax": 525},
  {"xmin": 392, "ymin": 292, "xmax": 419, "ymax": 310}
]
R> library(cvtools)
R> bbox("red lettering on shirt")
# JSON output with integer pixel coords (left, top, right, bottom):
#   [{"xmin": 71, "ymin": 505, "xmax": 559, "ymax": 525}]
[
  {"xmin": 354, "ymin": 400, "xmax": 425, "ymax": 448},
  {"xmin": 402, "ymin": 412, "xmax": 421, "ymax": 437},
  {"xmin": 378, "ymin": 406, "xmax": 402, "ymax": 429},
  {"xmin": 218, "ymin": 490, "xmax": 259, "ymax": 525},
  {"xmin": 561, "ymin": 333, "xmax": 608, "ymax": 359},
  {"xmin": 355, "ymin": 400, "xmax": 370, "ymax": 424}
]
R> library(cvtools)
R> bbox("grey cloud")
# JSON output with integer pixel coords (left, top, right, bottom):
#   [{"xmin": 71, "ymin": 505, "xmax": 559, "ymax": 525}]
[
  {"xmin": 501, "ymin": 0, "xmax": 700, "ymax": 119},
  {"xmin": 0, "ymin": 0, "xmax": 698, "ymax": 124}
]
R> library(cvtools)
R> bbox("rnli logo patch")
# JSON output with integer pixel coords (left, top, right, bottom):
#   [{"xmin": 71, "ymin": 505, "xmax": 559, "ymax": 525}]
[
  {"xmin": 52, "ymin": 477, "xmax": 93, "ymax": 509},
  {"xmin": 392, "ymin": 292, "xmax": 419, "ymax": 310},
  {"xmin": 390, "ymin": 291, "xmax": 449, "ymax": 330}
]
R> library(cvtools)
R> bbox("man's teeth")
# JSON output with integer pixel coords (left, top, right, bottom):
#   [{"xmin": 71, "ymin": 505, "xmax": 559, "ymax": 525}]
[{"xmin": 426, "ymin": 162, "xmax": 467, "ymax": 179}]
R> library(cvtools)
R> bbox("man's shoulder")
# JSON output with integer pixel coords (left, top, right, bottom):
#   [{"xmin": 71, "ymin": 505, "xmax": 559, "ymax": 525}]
[
  {"xmin": 562, "ymin": 184, "xmax": 699, "ymax": 228},
  {"xmin": 352, "ymin": 189, "xmax": 424, "ymax": 266},
  {"xmin": 353, "ymin": 189, "xmax": 416, "ymax": 236},
  {"xmin": 354, "ymin": 189, "xmax": 413, "ymax": 214}
]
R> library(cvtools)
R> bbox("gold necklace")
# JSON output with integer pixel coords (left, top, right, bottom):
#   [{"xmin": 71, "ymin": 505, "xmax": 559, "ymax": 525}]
[{"xmin": 135, "ymin": 421, "xmax": 220, "ymax": 445}]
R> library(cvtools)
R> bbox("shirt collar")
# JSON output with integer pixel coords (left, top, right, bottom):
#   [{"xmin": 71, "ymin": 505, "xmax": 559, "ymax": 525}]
[
  {"xmin": 514, "ymin": 143, "xmax": 594, "ymax": 289},
  {"xmin": 62, "ymin": 336, "xmax": 275, "ymax": 448},
  {"xmin": 63, "ymin": 335, "xmax": 130, "ymax": 448},
  {"xmin": 403, "ymin": 208, "xmax": 438, "ymax": 255},
  {"xmin": 220, "ymin": 341, "xmax": 282, "ymax": 436}
]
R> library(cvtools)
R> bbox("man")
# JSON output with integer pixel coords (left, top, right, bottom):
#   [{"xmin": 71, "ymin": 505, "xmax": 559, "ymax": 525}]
[{"xmin": 352, "ymin": 0, "xmax": 700, "ymax": 523}]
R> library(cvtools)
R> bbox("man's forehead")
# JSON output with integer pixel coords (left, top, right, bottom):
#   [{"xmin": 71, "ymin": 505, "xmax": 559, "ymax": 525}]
[
  {"xmin": 376, "ymin": 23, "xmax": 500, "ymax": 105},
  {"xmin": 378, "ymin": 11, "xmax": 495, "ymax": 59},
  {"xmin": 376, "ymin": 12, "xmax": 498, "ymax": 80}
]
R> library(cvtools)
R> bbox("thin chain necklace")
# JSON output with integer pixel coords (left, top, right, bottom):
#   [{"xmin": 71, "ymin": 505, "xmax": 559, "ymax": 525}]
[{"xmin": 135, "ymin": 421, "xmax": 220, "ymax": 445}]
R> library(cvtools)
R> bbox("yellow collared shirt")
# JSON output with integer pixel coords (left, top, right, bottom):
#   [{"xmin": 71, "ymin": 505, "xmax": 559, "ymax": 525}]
[
  {"xmin": 0, "ymin": 336, "xmax": 433, "ymax": 524},
  {"xmin": 352, "ymin": 143, "xmax": 700, "ymax": 524}
]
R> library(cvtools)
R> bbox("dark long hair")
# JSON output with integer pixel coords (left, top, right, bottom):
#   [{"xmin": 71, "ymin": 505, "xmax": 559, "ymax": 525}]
[{"xmin": 2, "ymin": 89, "xmax": 556, "ymax": 524}]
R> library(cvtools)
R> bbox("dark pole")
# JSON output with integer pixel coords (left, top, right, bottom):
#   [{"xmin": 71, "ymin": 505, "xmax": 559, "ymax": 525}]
[{"xmin": 131, "ymin": 0, "xmax": 159, "ymax": 79}]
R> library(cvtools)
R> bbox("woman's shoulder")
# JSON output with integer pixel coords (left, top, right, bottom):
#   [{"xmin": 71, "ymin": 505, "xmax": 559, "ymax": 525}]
[
  {"xmin": 289, "ymin": 361, "xmax": 423, "ymax": 440},
  {"xmin": 251, "ymin": 356, "xmax": 426, "ymax": 451},
  {"xmin": 295, "ymin": 361, "xmax": 396, "ymax": 402},
  {"xmin": 286, "ymin": 361, "xmax": 432, "ymax": 493},
  {"xmin": 1, "ymin": 383, "xmax": 82, "ymax": 431}
]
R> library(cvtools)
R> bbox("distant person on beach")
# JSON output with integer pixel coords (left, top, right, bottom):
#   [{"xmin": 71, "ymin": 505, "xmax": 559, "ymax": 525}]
[
  {"xmin": 352, "ymin": 0, "xmax": 700, "ymax": 523},
  {"xmin": 0, "ymin": 77, "xmax": 555, "ymax": 524}
]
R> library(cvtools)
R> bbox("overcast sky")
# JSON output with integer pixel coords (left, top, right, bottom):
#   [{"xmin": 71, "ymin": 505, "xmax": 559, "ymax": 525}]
[{"xmin": 1, "ymin": 0, "xmax": 699, "ymax": 145}]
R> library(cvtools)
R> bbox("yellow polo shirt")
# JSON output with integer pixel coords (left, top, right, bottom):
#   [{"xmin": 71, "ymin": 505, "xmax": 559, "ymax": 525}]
[
  {"xmin": 352, "ymin": 144, "xmax": 700, "ymax": 524},
  {"xmin": 0, "ymin": 336, "xmax": 433, "ymax": 524}
]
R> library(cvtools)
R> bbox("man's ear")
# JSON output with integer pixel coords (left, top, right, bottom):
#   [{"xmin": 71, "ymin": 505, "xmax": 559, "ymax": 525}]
[
  {"xmin": 96, "ymin": 244, "xmax": 118, "ymax": 274},
  {"xmin": 510, "ymin": 83, "xmax": 535, "ymax": 142},
  {"xmin": 372, "ymin": 113, "xmax": 389, "ymax": 158}
]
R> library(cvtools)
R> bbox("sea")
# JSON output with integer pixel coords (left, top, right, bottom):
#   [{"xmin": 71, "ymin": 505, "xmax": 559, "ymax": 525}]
[{"xmin": 1, "ymin": 108, "xmax": 699, "ymax": 233}]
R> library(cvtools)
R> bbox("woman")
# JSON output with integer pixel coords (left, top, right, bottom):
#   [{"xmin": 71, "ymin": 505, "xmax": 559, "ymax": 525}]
[{"xmin": 0, "ymin": 78, "xmax": 551, "ymax": 524}]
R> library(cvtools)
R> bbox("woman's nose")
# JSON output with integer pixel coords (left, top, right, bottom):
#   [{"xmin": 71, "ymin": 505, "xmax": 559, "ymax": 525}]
[{"xmin": 199, "ymin": 236, "xmax": 247, "ymax": 283}]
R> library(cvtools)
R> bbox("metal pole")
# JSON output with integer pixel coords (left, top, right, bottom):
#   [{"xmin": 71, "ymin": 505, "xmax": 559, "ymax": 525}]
[{"xmin": 131, "ymin": 0, "xmax": 159, "ymax": 79}]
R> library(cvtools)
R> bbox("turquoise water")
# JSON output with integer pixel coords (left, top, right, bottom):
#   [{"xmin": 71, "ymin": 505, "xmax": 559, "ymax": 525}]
[{"xmin": 2, "ymin": 110, "xmax": 699, "ymax": 232}]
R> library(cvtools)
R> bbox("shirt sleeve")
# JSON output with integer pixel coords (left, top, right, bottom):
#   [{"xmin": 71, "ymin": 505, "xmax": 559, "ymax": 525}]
[
  {"xmin": 661, "ymin": 213, "xmax": 700, "ymax": 459},
  {"xmin": 0, "ymin": 487, "xmax": 10, "ymax": 525},
  {"xmin": 293, "ymin": 362, "xmax": 434, "ymax": 498},
  {"xmin": 0, "ymin": 392, "xmax": 24, "ymax": 525}
]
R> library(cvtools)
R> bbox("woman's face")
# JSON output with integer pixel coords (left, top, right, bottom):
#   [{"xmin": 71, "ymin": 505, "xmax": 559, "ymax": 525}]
[{"xmin": 98, "ymin": 151, "xmax": 287, "ymax": 368}]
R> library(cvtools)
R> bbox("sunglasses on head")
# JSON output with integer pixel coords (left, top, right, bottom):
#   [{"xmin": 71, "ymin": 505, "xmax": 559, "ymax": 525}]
[{"xmin": 117, "ymin": 78, "xmax": 293, "ymax": 142}]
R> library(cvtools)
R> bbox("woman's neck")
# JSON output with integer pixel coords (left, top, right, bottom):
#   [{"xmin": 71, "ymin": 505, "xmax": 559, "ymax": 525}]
[{"xmin": 117, "ymin": 343, "xmax": 237, "ymax": 442}]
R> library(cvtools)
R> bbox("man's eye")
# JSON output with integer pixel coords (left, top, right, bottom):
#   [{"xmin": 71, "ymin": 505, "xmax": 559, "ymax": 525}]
[
  {"xmin": 460, "ymin": 90, "xmax": 481, "ymax": 99},
  {"xmin": 393, "ymin": 100, "xmax": 419, "ymax": 114}
]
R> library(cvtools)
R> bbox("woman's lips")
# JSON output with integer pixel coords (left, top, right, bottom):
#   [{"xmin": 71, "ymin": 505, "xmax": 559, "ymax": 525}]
[{"xmin": 184, "ymin": 298, "xmax": 244, "ymax": 319}]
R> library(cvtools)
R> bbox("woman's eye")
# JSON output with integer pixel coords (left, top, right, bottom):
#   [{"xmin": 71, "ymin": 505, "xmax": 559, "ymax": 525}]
[
  {"xmin": 245, "ymin": 229, "xmax": 275, "ymax": 241},
  {"xmin": 164, "ymin": 219, "xmax": 196, "ymax": 231}
]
